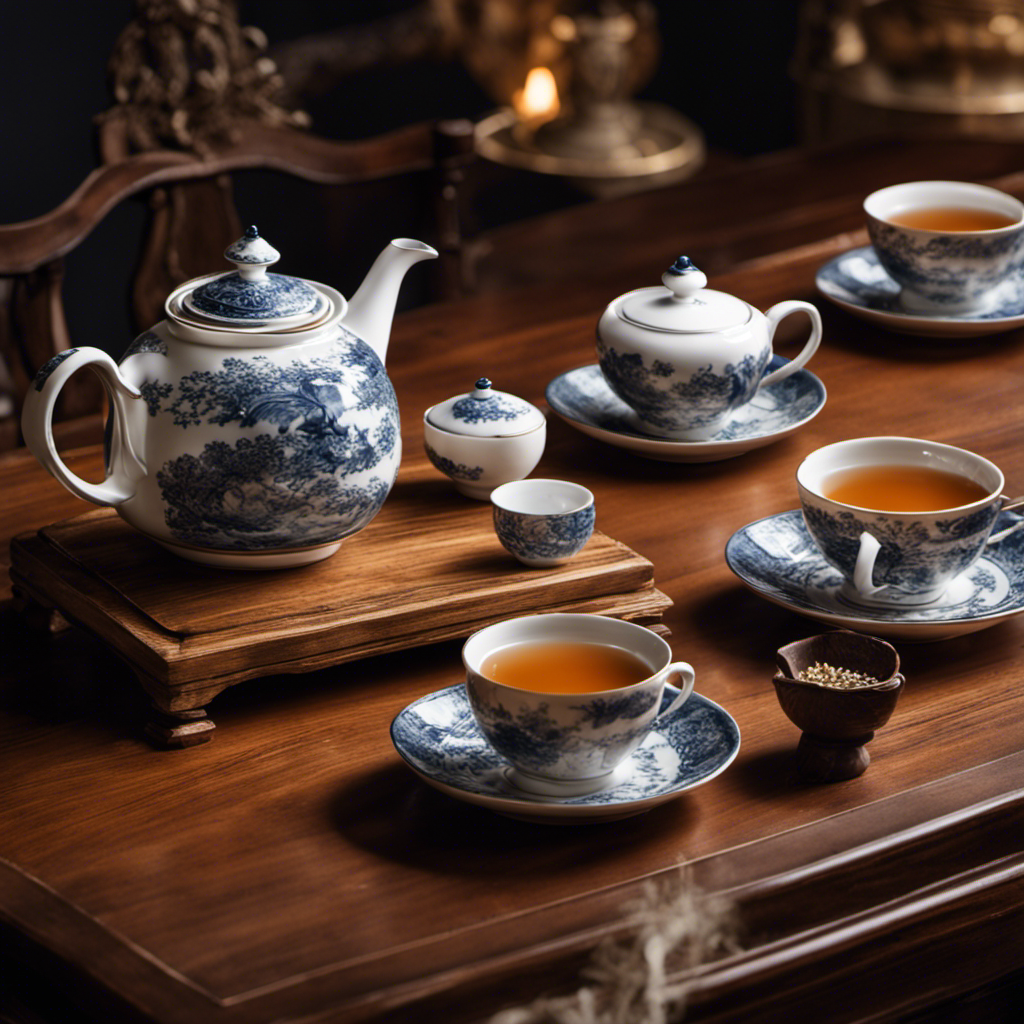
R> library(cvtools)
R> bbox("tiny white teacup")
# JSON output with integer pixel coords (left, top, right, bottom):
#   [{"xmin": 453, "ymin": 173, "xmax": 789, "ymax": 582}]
[
  {"xmin": 864, "ymin": 181, "xmax": 1024, "ymax": 314},
  {"xmin": 798, "ymin": 436, "xmax": 1024, "ymax": 608},
  {"xmin": 491, "ymin": 479, "xmax": 595, "ymax": 567},
  {"xmin": 463, "ymin": 613, "xmax": 695, "ymax": 796}
]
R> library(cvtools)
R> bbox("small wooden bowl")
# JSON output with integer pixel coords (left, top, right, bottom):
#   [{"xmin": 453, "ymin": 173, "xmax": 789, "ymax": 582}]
[{"xmin": 773, "ymin": 631, "xmax": 904, "ymax": 783}]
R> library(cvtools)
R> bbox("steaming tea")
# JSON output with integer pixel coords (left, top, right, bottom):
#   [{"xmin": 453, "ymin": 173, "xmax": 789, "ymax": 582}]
[
  {"xmin": 887, "ymin": 206, "xmax": 1018, "ymax": 232},
  {"xmin": 824, "ymin": 464, "xmax": 990, "ymax": 512},
  {"xmin": 481, "ymin": 641, "xmax": 652, "ymax": 694}
]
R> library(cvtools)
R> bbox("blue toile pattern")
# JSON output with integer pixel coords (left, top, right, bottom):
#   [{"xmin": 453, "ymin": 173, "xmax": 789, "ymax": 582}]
[
  {"xmin": 816, "ymin": 246, "xmax": 1024, "ymax": 321},
  {"xmin": 493, "ymin": 504, "xmax": 595, "ymax": 562},
  {"xmin": 725, "ymin": 509, "xmax": 1024, "ymax": 626},
  {"xmin": 870, "ymin": 221, "xmax": 1023, "ymax": 306},
  {"xmin": 599, "ymin": 346, "xmax": 765, "ymax": 434},
  {"xmin": 139, "ymin": 331, "xmax": 399, "ymax": 550},
  {"xmin": 450, "ymin": 393, "xmax": 534, "ymax": 425},
  {"xmin": 122, "ymin": 331, "xmax": 168, "ymax": 359},
  {"xmin": 34, "ymin": 349, "xmax": 79, "ymax": 391},
  {"xmin": 801, "ymin": 503, "xmax": 1000, "ymax": 594},
  {"xmin": 467, "ymin": 683, "xmax": 668, "ymax": 777},
  {"xmin": 390, "ymin": 684, "xmax": 741, "ymax": 814},
  {"xmin": 424, "ymin": 444, "xmax": 483, "ymax": 481},
  {"xmin": 121, "ymin": 332, "xmax": 172, "ymax": 416},
  {"xmin": 189, "ymin": 268, "xmax": 318, "ymax": 320},
  {"xmin": 545, "ymin": 359, "xmax": 825, "ymax": 445}
]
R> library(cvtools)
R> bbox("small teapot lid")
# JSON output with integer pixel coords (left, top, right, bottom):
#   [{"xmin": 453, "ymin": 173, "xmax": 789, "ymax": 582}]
[
  {"xmin": 617, "ymin": 256, "xmax": 751, "ymax": 333},
  {"xmin": 426, "ymin": 378, "xmax": 544, "ymax": 437},
  {"xmin": 182, "ymin": 226, "xmax": 323, "ymax": 326}
]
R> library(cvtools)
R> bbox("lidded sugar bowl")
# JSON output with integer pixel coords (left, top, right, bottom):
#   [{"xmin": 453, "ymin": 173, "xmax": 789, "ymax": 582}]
[
  {"xmin": 423, "ymin": 378, "xmax": 546, "ymax": 499},
  {"xmin": 596, "ymin": 256, "xmax": 823, "ymax": 440},
  {"xmin": 22, "ymin": 227, "xmax": 438, "ymax": 568}
]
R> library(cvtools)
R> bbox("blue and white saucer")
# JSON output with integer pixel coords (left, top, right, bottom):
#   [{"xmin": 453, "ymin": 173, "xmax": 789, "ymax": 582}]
[
  {"xmin": 545, "ymin": 358, "xmax": 826, "ymax": 463},
  {"xmin": 816, "ymin": 246, "xmax": 1024, "ymax": 339},
  {"xmin": 725, "ymin": 509, "xmax": 1024, "ymax": 642},
  {"xmin": 390, "ymin": 684, "xmax": 740, "ymax": 823}
]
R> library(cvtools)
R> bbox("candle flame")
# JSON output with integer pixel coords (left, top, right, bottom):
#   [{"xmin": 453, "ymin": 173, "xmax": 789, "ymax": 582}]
[{"xmin": 513, "ymin": 66, "xmax": 560, "ymax": 121}]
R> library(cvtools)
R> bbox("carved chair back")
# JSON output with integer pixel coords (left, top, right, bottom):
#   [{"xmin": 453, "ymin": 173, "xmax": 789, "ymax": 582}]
[{"xmin": 0, "ymin": 119, "xmax": 474, "ymax": 450}]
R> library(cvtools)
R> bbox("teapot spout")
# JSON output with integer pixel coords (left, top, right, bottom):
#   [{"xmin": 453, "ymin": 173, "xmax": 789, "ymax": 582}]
[{"xmin": 343, "ymin": 238, "xmax": 438, "ymax": 364}]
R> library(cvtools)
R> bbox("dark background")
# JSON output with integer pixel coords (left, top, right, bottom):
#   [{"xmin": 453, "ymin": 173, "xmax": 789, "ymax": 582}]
[{"xmin": 0, "ymin": 1, "xmax": 805, "ymax": 354}]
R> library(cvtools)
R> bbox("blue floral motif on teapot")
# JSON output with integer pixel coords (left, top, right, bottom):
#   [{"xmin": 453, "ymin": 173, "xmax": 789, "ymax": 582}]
[
  {"xmin": 135, "ymin": 329, "xmax": 400, "ymax": 551},
  {"xmin": 598, "ymin": 347, "xmax": 765, "ymax": 435}
]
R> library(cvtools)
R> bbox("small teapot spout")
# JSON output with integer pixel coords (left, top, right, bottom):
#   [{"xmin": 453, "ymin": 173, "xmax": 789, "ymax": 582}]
[{"xmin": 343, "ymin": 239, "xmax": 438, "ymax": 364}]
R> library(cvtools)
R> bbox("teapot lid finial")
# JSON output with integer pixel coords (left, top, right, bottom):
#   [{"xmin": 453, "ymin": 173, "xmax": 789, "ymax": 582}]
[
  {"xmin": 472, "ymin": 377, "xmax": 493, "ymax": 398},
  {"xmin": 616, "ymin": 253, "xmax": 750, "ymax": 333},
  {"xmin": 662, "ymin": 256, "xmax": 708, "ymax": 301},
  {"xmin": 223, "ymin": 226, "xmax": 281, "ymax": 281},
  {"xmin": 184, "ymin": 226, "xmax": 321, "ymax": 324}
]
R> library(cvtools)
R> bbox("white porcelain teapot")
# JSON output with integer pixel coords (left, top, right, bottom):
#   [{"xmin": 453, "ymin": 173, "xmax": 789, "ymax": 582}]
[
  {"xmin": 596, "ymin": 256, "xmax": 822, "ymax": 440},
  {"xmin": 22, "ymin": 227, "xmax": 437, "ymax": 568}
]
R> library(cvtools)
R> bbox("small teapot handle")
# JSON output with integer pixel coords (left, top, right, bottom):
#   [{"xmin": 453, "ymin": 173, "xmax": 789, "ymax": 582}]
[
  {"xmin": 757, "ymin": 300, "xmax": 823, "ymax": 391},
  {"xmin": 21, "ymin": 347, "xmax": 146, "ymax": 506}
]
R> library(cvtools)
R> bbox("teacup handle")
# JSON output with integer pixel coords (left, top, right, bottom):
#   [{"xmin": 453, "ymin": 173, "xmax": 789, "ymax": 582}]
[
  {"xmin": 656, "ymin": 662, "xmax": 696, "ymax": 721},
  {"xmin": 988, "ymin": 495, "xmax": 1024, "ymax": 544},
  {"xmin": 853, "ymin": 531, "xmax": 889, "ymax": 598},
  {"xmin": 21, "ymin": 347, "xmax": 146, "ymax": 506},
  {"xmin": 757, "ymin": 300, "xmax": 823, "ymax": 391}
]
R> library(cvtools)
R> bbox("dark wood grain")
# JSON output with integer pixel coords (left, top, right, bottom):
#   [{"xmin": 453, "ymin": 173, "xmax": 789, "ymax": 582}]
[
  {"xmin": 8, "ymin": 455, "xmax": 669, "ymax": 730},
  {"xmin": 2, "ymin": 137, "xmax": 1024, "ymax": 1024}
]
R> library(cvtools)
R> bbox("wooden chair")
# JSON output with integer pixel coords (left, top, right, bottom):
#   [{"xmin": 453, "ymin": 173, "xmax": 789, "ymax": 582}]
[{"xmin": 0, "ymin": 118, "xmax": 475, "ymax": 451}]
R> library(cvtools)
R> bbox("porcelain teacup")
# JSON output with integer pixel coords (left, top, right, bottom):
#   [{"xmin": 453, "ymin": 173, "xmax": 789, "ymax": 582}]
[
  {"xmin": 490, "ymin": 479, "xmax": 595, "ymax": 567},
  {"xmin": 463, "ymin": 613, "xmax": 695, "ymax": 796},
  {"xmin": 864, "ymin": 181, "xmax": 1024, "ymax": 314},
  {"xmin": 797, "ymin": 437, "xmax": 1024, "ymax": 608}
]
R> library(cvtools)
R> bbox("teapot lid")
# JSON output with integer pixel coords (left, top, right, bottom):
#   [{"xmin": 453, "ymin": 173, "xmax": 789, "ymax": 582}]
[
  {"xmin": 617, "ymin": 256, "xmax": 751, "ymax": 333},
  {"xmin": 179, "ymin": 226, "xmax": 325, "ymax": 328},
  {"xmin": 426, "ymin": 378, "xmax": 545, "ymax": 437}
]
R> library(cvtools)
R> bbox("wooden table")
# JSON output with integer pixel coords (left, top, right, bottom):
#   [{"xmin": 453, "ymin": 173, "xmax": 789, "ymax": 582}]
[{"xmin": 2, "ymin": 137, "xmax": 1023, "ymax": 1024}]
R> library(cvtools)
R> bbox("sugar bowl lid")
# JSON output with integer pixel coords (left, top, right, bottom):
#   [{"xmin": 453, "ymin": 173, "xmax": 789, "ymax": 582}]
[
  {"xmin": 174, "ymin": 226, "xmax": 327, "ymax": 329},
  {"xmin": 617, "ymin": 256, "xmax": 751, "ymax": 333},
  {"xmin": 426, "ymin": 378, "xmax": 544, "ymax": 436}
]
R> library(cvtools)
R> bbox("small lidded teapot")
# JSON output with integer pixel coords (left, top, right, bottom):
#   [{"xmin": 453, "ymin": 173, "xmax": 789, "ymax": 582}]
[
  {"xmin": 596, "ymin": 256, "xmax": 823, "ymax": 440},
  {"xmin": 22, "ymin": 227, "xmax": 437, "ymax": 568},
  {"xmin": 423, "ymin": 378, "xmax": 546, "ymax": 499}
]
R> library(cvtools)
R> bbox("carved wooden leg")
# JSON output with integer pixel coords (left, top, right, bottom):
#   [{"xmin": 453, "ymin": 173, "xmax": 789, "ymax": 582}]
[
  {"xmin": 10, "ymin": 586, "xmax": 71, "ymax": 636},
  {"xmin": 144, "ymin": 703, "xmax": 216, "ymax": 749}
]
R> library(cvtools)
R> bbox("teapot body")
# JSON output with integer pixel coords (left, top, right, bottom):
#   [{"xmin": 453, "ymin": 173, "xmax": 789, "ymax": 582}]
[
  {"xmin": 108, "ymin": 315, "xmax": 400, "ymax": 567},
  {"xmin": 597, "ymin": 292, "xmax": 771, "ymax": 440},
  {"xmin": 594, "ymin": 257, "xmax": 823, "ymax": 442},
  {"xmin": 22, "ymin": 229, "xmax": 437, "ymax": 569}
]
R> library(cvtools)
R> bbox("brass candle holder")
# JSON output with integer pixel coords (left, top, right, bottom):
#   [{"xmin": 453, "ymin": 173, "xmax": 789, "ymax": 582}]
[{"xmin": 474, "ymin": 4, "xmax": 704, "ymax": 197}]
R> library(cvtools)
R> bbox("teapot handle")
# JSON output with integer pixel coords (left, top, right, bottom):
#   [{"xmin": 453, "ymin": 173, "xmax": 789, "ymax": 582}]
[
  {"xmin": 757, "ymin": 300, "xmax": 823, "ymax": 391},
  {"xmin": 21, "ymin": 347, "xmax": 146, "ymax": 506}
]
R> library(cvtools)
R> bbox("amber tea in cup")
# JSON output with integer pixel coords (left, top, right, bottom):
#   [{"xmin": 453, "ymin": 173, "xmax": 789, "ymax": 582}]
[
  {"xmin": 463, "ymin": 613, "xmax": 696, "ymax": 793},
  {"xmin": 823, "ymin": 464, "xmax": 990, "ymax": 512},
  {"xmin": 480, "ymin": 641, "xmax": 652, "ymax": 694},
  {"xmin": 885, "ymin": 207, "xmax": 1019, "ymax": 232},
  {"xmin": 798, "ymin": 436, "xmax": 1024, "ymax": 607},
  {"xmin": 864, "ymin": 181, "xmax": 1024, "ymax": 312}
]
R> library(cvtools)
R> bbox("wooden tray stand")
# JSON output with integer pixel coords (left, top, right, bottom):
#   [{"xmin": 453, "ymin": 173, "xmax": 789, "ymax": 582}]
[{"xmin": 9, "ymin": 481, "xmax": 671, "ymax": 749}]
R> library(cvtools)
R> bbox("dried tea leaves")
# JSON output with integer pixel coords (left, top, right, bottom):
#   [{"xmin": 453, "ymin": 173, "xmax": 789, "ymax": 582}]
[{"xmin": 797, "ymin": 661, "xmax": 881, "ymax": 689}]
